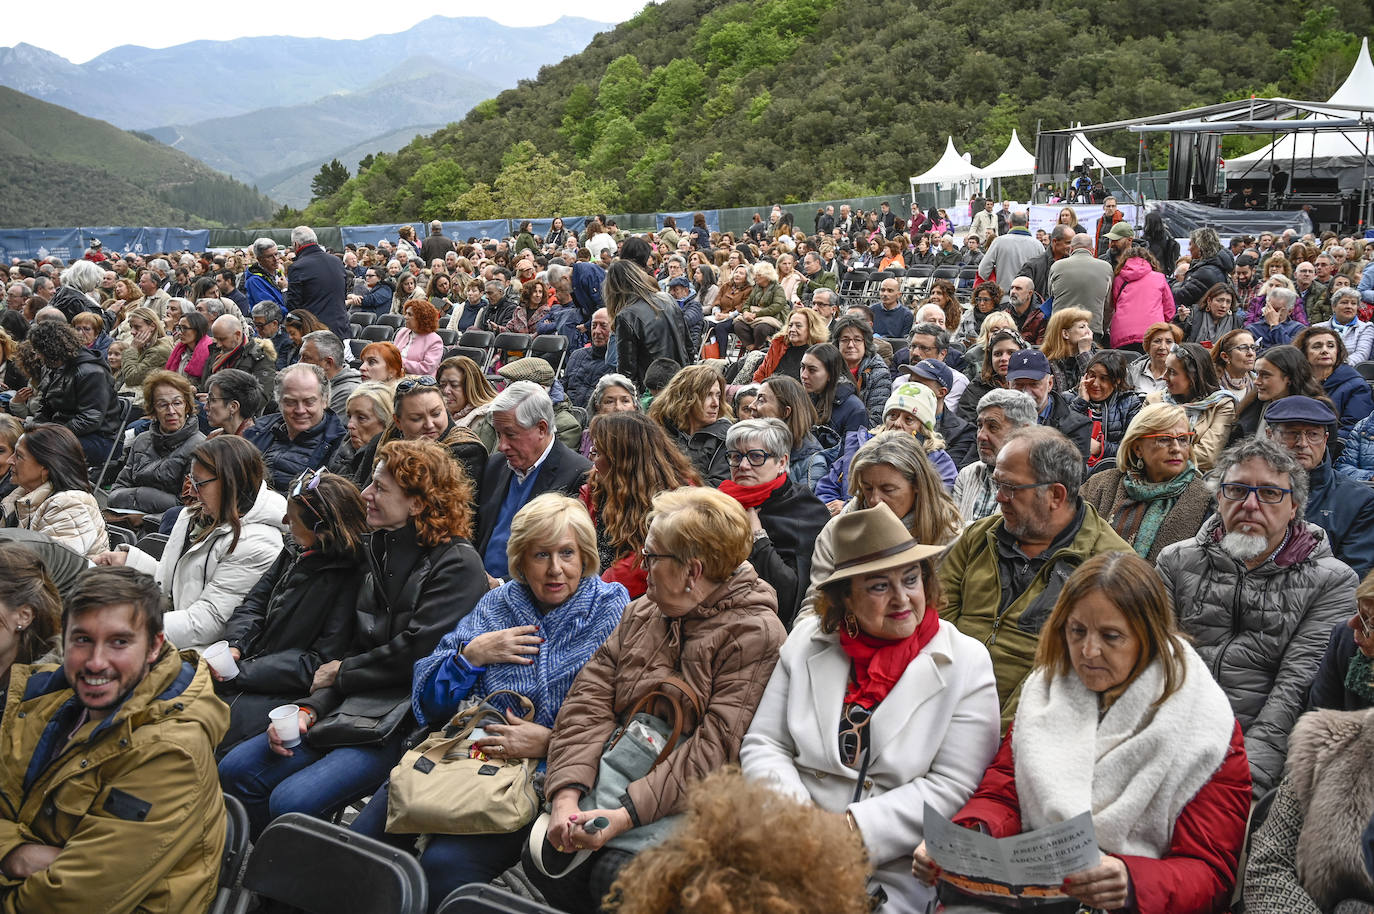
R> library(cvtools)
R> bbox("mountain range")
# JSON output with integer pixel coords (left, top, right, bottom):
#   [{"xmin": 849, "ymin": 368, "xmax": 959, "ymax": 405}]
[{"xmin": 0, "ymin": 16, "xmax": 610, "ymax": 208}]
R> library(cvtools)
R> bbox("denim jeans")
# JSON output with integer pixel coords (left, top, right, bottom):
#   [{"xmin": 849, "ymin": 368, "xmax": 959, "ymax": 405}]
[
  {"xmin": 218, "ymin": 730, "xmax": 403, "ymax": 837},
  {"xmin": 352, "ymin": 781, "xmax": 534, "ymax": 913}
]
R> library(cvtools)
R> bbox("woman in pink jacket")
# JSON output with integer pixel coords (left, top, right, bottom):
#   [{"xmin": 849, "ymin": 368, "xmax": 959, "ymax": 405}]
[
  {"xmin": 1109, "ymin": 246, "xmax": 1176, "ymax": 351},
  {"xmin": 393, "ymin": 299, "xmax": 444, "ymax": 377}
]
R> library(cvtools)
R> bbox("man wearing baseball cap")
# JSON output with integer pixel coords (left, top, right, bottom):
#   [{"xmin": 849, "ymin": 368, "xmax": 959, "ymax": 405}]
[
  {"xmin": 1266, "ymin": 396, "xmax": 1374, "ymax": 576},
  {"xmin": 1100, "ymin": 220, "xmax": 1135, "ymax": 271},
  {"xmin": 1004, "ymin": 350, "xmax": 1093, "ymax": 459},
  {"xmin": 902, "ymin": 359, "xmax": 975, "ymax": 467}
]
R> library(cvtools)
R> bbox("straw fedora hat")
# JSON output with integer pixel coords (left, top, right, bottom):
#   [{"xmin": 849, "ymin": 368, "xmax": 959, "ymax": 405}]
[{"xmin": 816, "ymin": 503, "xmax": 944, "ymax": 588}]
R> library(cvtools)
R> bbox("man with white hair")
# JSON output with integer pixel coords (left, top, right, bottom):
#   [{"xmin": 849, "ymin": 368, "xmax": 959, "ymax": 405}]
[
  {"xmin": 977, "ymin": 211, "xmax": 1043, "ymax": 286},
  {"xmin": 475, "ymin": 381, "xmax": 591, "ymax": 580},
  {"xmin": 285, "ymin": 225, "xmax": 350, "ymax": 341},
  {"xmin": 244, "ymin": 362, "xmax": 346, "ymax": 492},
  {"xmin": 420, "ymin": 220, "xmax": 455, "ymax": 264},
  {"xmin": 244, "ymin": 238, "xmax": 284, "ymax": 312},
  {"xmin": 207, "ymin": 313, "xmax": 278, "ymax": 400}
]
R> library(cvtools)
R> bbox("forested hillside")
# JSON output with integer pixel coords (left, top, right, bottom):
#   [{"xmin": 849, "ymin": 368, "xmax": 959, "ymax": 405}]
[
  {"xmin": 305, "ymin": 0, "xmax": 1372, "ymax": 224},
  {"xmin": 0, "ymin": 87, "xmax": 275, "ymax": 227}
]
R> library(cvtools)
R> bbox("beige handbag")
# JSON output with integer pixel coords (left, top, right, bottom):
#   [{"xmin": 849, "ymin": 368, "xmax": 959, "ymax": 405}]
[{"xmin": 385, "ymin": 690, "xmax": 540, "ymax": 836}]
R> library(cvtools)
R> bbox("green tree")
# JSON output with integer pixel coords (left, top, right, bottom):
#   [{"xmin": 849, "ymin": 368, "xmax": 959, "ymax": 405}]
[
  {"xmin": 310, "ymin": 159, "xmax": 349, "ymax": 202},
  {"xmin": 357, "ymin": 153, "xmax": 376, "ymax": 173}
]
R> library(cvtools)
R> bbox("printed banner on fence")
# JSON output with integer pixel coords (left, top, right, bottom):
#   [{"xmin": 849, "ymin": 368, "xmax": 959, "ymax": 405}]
[
  {"xmin": 923, "ymin": 803, "xmax": 1099, "ymax": 907},
  {"xmin": 0, "ymin": 228, "xmax": 83, "ymax": 262}
]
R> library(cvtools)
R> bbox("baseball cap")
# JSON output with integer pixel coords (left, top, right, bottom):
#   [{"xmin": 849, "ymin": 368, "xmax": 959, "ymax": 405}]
[
  {"xmin": 902, "ymin": 358, "xmax": 953, "ymax": 391},
  {"xmin": 1005, "ymin": 350, "xmax": 1051, "ymax": 382},
  {"xmin": 666, "ymin": 275, "xmax": 691, "ymax": 289},
  {"xmin": 1106, "ymin": 222, "xmax": 1135, "ymax": 241}
]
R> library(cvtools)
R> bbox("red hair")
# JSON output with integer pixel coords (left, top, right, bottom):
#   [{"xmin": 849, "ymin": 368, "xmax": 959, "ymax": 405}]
[
  {"xmin": 404, "ymin": 298, "xmax": 440, "ymax": 335},
  {"xmin": 361, "ymin": 342, "xmax": 403, "ymax": 379}
]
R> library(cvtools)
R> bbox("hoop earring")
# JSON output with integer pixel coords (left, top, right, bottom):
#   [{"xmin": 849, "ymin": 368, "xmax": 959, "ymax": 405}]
[{"xmin": 843, "ymin": 613, "xmax": 858, "ymax": 639}]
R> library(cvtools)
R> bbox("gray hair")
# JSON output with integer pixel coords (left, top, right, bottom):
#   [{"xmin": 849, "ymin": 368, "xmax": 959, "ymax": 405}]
[
  {"xmin": 1006, "ymin": 425, "xmax": 1084, "ymax": 501},
  {"xmin": 346, "ymin": 381, "xmax": 394, "ymax": 428},
  {"xmin": 252, "ymin": 300, "xmax": 282, "ymax": 322},
  {"xmin": 1070, "ymin": 232, "xmax": 1093, "ymax": 251},
  {"xmin": 275, "ymin": 361, "xmax": 330, "ymax": 409},
  {"xmin": 1050, "ymin": 224, "xmax": 1074, "ymax": 242},
  {"xmin": 301, "ymin": 329, "xmax": 344, "ymax": 366},
  {"xmin": 910, "ymin": 322, "xmax": 949, "ymax": 352},
  {"xmin": 976, "ymin": 388, "xmax": 1038, "ymax": 428},
  {"xmin": 1190, "ymin": 227, "xmax": 1222, "ymax": 261},
  {"xmin": 545, "ymin": 263, "xmax": 571, "ymax": 286},
  {"xmin": 1010, "ymin": 211, "xmax": 1029, "ymax": 227},
  {"xmin": 1268, "ymin": 287, "xmax": 1297, "ymax": 310},
  {"xmin": 291, "ymin": 225, "xmax": 318, "ymax": 247},
  {"xmin": 149, "ymin": 258, "xmax": 170, "ymax": 274},
  {"xmin": 251, "ymin": 238, "xmax": 278, "ymax": 259},
  {"xmin": 198, "ymin": 297, "xmax": 232, "ymax": 319},
  {"xmin": 6, "ymin": 281, "xmax": 28, "ymax": 299},
  {"xmin": 1331, "ymin": 287, "xmax": 1360, "ymax": 311},
  {"xmin": 590, "ymin": 373, "xmax": 639, "ymax": 414},
  {"xmin": 489, "ymin": 380, "xmax": 555, "ymax": 432},
  {"xmin": 1209, "ymin": 435, "xmax": 1309, "ymax": 517},
  {"xmin": 61, "ymin": 259, "xmax": 103, "ymax": 294},
  {"xmin": 726, "ymin": 417, "xmax": 793, "ymax": 458}
]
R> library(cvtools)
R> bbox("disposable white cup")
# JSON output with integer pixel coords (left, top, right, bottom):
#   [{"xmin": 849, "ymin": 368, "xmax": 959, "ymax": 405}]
[
  {"xmin": 203, "ymin": 641, "xmax": 240, "ymax": 680},
  {"xmin": 270, "ymin": 704, "xmax": 302, "ymax": 748}
]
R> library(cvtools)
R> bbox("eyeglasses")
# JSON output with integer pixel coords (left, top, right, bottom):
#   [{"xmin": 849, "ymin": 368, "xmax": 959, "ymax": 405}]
[
  {"xmin": 186, "ymin": 473, "xmax": 218, "ymax": 493},
  {"xmin": 838, "ymin": 704, "xmax": 872, "ymax": 767},
  {"xmin": 639, "ymin": 549, "xmax": 680, "ymax": 567},
  {"xmin": 1219, "ymin": 482, "xmax": 1292, "ymax": 504},
  {"xmin": 1140, "ymin": 433, "xmax": 1196, "ymax": 449},
  {"xmin": 395, "ymin": 375, "xmax": 438, "ymax": 395},
  {"xmin": 175, "ymin": 323, "xmax": 191, "ymax": 332},
  {"xmin": 726, "ymin": 449, "xmax": 774, "ymax": 467},
  {"xmin": 990, "ymin": 478, "xmax": 1053, "ymax": 499},
  {"xmin": 152, "ymin": 399, "xmax": 185, "ymax": 412},
  {"xmin": 1273, "ymin": 426, "xmax": 1327, "ymax": 445},
  {"xmin": 1227, "ymin": 343, "xmax": 1258, "ymax": 354}
]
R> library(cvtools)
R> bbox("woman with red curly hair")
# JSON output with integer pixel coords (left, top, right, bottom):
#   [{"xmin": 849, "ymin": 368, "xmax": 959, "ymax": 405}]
[
  {"xmin": 219, "ymin": 437, "xmax": 488, "ymax": 837},
  {"xmin": 394, "ymin": 298, "xmax": 444, "ymax": 376}
]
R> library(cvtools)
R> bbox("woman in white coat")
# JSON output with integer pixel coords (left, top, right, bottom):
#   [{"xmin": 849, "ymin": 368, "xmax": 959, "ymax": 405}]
[
  {"xmin": 740, "ymin": 502, "xmax": 1000, "ymax": 913},
  {"xmin": 97, "ymin": 436, "xmax": 285, "ymax": 652}
]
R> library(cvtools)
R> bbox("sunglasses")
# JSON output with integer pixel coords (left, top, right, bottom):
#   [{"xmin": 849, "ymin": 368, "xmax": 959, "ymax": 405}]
[
  {"xmin": 395, "ymin": 375, "xmax": 438, "ymax": 395},
  {"xmin": 839, "ymin": 704, "xmax": 872, "ymax": 767}
]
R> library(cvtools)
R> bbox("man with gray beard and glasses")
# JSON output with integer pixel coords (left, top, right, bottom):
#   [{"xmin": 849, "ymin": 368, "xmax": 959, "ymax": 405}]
[{"xmin": 1156, "ymin": 436, "xmax": 1355, "ymax": 794}]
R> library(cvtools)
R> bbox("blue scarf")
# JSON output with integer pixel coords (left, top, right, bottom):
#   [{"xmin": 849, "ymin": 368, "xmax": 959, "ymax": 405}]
[{"xmin": 411, "ymin": 576, "xmax": 628, "ymax": 727}]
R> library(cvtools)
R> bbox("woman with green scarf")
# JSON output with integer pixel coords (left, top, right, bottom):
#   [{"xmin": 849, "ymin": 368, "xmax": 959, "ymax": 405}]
[{"xmin": 1080, "ymin": 403, "xmax": 1213, "ymax": 562}]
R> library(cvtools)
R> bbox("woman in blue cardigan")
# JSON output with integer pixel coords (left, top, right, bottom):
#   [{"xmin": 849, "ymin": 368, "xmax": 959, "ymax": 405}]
[{"xmin": 350, "ymin": 494, "xmax": 628, "ymax": 908}]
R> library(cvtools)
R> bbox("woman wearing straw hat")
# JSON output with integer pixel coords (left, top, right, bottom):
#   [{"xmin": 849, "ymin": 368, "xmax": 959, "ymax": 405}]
[{"xmin": 740, "ymin": 502, "xmax": 1000, "ymax": 914}]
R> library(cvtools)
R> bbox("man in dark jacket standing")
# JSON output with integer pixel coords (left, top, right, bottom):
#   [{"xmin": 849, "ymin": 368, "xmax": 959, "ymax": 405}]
[
  {"xmin": 1004, "ymin": 350, "xmax": 1093, "ymax": 459},
  {"xmin": 1171, "ymin": 227, "xmax": 1235, "ymax": 312},
  {"xmin": 418, "ymin": 220, "xmax": 454, "ymax": 265},
  {"xmin": 285, "ymin": 226, "xmax": 350, "ymax": 341},
  {"xmin": 1018, "ymin": 224, "xmax": 1072, "ymax": 301}
]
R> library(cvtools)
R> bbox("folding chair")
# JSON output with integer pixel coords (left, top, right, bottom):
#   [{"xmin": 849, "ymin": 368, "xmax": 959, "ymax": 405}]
[
  {"xmin": 459, "ymin": 330, "xmax": 496, "ymax": 369},
  {"xmin": 529, "ymin": 335, "xmax": 570, "ymax": 374},
  {"xmin": 348, "ymin": 312, "xmax": 374, "ymax": 331},
  {"xmin": 359, "ymin": 324, "xmax": 395, "ymax": 343},
  {"xmin": 229, "ymin": 812, "xmax": 426, "ymax": 914},
  {"xmin": 94, "ymin": 397, "xmax": 134, "ymax": 489},
  {"xmin": 487, "ymin": 333, "xmax": 533, "ymax": 378},
  {"xmin": 437, "ymin": 884, "xmax": 561, "ymax": 913},
  {"xmin": 375, "ymin": 313, "xmax": 406, "ymax": 330},
  {"xmin": 208, "ymin": 794, "xmax": 250, "ymax": 914},
  {"xmin": 838, "ymin": 270, "xmax": 868, "ymax": 298},
  {"xmin": 136, "ymin": 532, "xmax": 171, "ymax": 559},
  {"xmin": 436, "ymin": 328, "xmax": 459, "ymax": 347},
  {"xmin": 347, "ymin": 338, "xmax": 368, "ymax": 360},
  {"xmin": 105, "ymin": 525, "xmax": 138, "ymax": 550}
]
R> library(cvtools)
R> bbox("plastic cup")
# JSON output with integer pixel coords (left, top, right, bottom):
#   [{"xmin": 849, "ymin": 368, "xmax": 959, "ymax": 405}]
[
  {"xmin": 202, "ymin": 641, "xmax": 239, "ymax": 680},
  {"xmin": 270, "ymin": 704, "xmax": 302, "ymax": 748}
]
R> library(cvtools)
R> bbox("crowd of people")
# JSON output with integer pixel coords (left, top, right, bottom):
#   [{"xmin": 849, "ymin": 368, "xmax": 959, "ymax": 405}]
[{"xmin": 2, "ymin": 203, "xmax": 1374, "ymax": 913}]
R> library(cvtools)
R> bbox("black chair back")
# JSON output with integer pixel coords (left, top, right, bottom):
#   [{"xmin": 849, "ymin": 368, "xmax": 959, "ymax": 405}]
[
  {"xmin": 359, "ymin": 325, "xmax": 395, "ymax": 343},
  {"xmin": 437, "ymin": 884, "xmax": 562, "ymax": 913},
  {"xmin": 208, "ymin": 794, "xmax": 250, "ymax": 914},
  {"xmin": 376, "ymin": 313, "xmax": 406, "ymax": 329}
]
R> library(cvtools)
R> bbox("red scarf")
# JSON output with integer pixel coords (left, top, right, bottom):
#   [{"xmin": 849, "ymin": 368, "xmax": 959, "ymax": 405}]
[
  {"xmin": 839, "ymin": 606, "xmax": 940, "ymax": 709},
  {"xmin": 717, "ymin": 472, "xmax": 787, "ymax": 509}
]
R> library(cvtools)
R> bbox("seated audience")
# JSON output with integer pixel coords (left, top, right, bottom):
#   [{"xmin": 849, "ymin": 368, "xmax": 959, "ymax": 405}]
[
  {"xmin": 165, "ymin": 310, "xmax": 213, "ymax": 386},
  {"xmin": 116, "ymin": 306, "xmax": 173, "ymax": 405},
  {"xmin": 106, "ymin": 370, "xmax": 205, "ymax": 517},
  {"xmin": 352, "ymin": 375, "xmax": 486, "ymax": 493},
  {"xmin": 952, "ymin": 389, "xmax": 1038, "ymax": 527},
  {"xmin": 578, "ymin": 372, "xmax": 640, "ymax": 457},
  {"xmin": 437, "ymin": 353, "xmax": 498, "ymax": 447},
  {"xmin": 749, "ymin": 375, "xmax": 828, "ymax": 490},
  {"xmin": 718, "ymin": 418, "xmax": 830, "ymax": 625},
  {"xmin": 1315, "ymin": 287, "xmax": 1374, "ymax": 364},
  {"xmin": 829, "ymin": 315, "xmax": 892, "ymax": 425},
  {"xmin": 0, "ymin": 543, "xmax": 62, "ymax": 712},
  {"xmin": 956, "ymin": 328, "xmax": 1023, "ymax": 424},
  {"xmin": 204, "ymin": 367, "xmax": 266, "ymax": 439},
  {"xmin": 211, "ymin": 470, "xmax": 370, "ymax": 756},
  {"xmin": 1041, "ymin": 306, "xmax": 1097, "ymax": 394},
  {"xmin": 1156, "ymin": 436, "xmax": 1356, "ymax": 793},
  {"xmin": 1067, "ymin": 349, "xmax": 1142, "ymax": 466},
  {"xmin": 352, "ymin": 495, "xmax": 629, "ymax": 903},
  {"xmin": 1233, "ymin": 343, "xmax": 1327, "ymax": 441},
  {"xmin": 2, "ymin": 424, "xmax": 107, "ymax": 560},
  {"xmin": 648, "ymin": 364, "xmax": 733, "ymax": 486},
  {"xmin": 914, "ymin": 553, "xmax": 1250, "ymax": 914},
  {"xmin": 334, "ymin": 381, "xmax": 394, "ymax": 482},
  {"xmin": 742, "ymin": 503, "xmax": 999, "ymax": 913},
  {"xmin": 1127, "ymin": 322, "xmax": 1182, "ymax": 396},
  {"xmin": 752, "ymin": 307, "xmax": 828, "ymax": 385},
  {"xmin": 1296, "ymin": 324, "xmax": 1374, "ymax": 438},
  {"xmin": 219, "ymin": 439, "xmax": 487, "ymax": 836},
  {"xmin": 1212, "ymin": 327, "xmax": 1259, "ymax": 400},
  {"xmin": 0, "ymin": 566, "xmax": 229, "ymax": 912},
  {"xmin": 205, "ymin": 313, "xmax": 277, "ymax": 401},
  {"xmin": 1080, "ymin": 403, "xmax": 1212, "ymax": 561},
  {"xmin": 244, "ymin": 362, "xmax": 346, "ymax": 491},
  {"xmin": 799, "ymin": 342, "xmax": 869, "ymax": 440},
  {"xmin": 940, "ymin": 426, "xmax": 1132, "ymax": 729},
  {"xmin": 527, "ymin": 487, "xmax": 786, "ymax": 911},
  {"xmin": 1145, "ymin": 341, "xmax": 1236, "ymax": 472},
  {"xmin": 360, "ymin": 340, "xmax": 404, "ymax": 383},
  {"xmin": 394, "ymin": 299, "xmax": 444, "ymax": 376},
  {"xmin": 1308, "ymin": 569, "xmax": 1374, "ymax": 712}
]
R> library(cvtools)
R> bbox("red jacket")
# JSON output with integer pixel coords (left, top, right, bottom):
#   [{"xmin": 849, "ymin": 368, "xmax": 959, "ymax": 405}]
[
  {"xmin": 954, "ymin": 721, "xmax": 1250, "ymax": 914},
  {"xmin": 752, "ymin": 334, "xmax": 801, "ymax": 384}
]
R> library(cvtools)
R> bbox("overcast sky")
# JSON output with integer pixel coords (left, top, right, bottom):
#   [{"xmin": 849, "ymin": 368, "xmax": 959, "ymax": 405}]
[{"xmin": 10, "ymin": 2, "xmax": 647, "ymax": 64}]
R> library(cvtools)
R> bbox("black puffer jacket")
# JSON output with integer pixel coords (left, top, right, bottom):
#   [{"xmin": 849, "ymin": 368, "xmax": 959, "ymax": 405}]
[
  {"xmin": 613, "ymin": 294, "xmax": 691, "ymax": 390},
  {"xmin": 301, "ymin": 523, "xmax": 487, "ymax": 740},
  {"xmin": 747, "ymin": 477, "xmax": 832, "ymax": 627},
  {"xmin": 667, "ymin": 417, "xmax": 731, "ymax": 486},
  {"xmin": 1170, "ymin": 249, "xmax": 1235, "ymax": 311},
  {"xmin": 111, "ymin": 420, "xmax": 205, "ymax": 495},
  {"xmin": 244, "ymin": 410, "xmax": 347, "ymax": 492},
  {"xmin": 36, "ymin": 347, "xmax": 121, "ymax": 439},
  {"xmin": 215, "ymin": 547, "xmax": 367, "ymax": 754}
]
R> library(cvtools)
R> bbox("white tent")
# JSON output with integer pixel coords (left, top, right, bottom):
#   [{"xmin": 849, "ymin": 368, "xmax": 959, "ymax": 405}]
[
  {"xmin": 1070, "ymin": 124, "xmax": 1127, "ymax": 172},
  {"xmin": 1224, "ymin": 38, "xmax": 1374, "ymax": 191},
  {"xmin": 980, "ymin": 129, "xmax": 1037, "ymax": 178},
  {"xmin": 910, "ymin": 137, "xmax": 986, "ymax": 185}
]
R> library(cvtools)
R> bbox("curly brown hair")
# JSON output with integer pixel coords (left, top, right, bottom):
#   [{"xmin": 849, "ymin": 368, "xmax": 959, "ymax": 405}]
[
  {"xmin": 403, "ymin": 298, "xmax": 440, "ymax": 335},
  {"xmin": 604, "ymin": 767, "xmax": 871, "ymax": 914},
  {"xmin": 648, "ymin": 364, "xmax": 728, "ymax": 433},
  {"xmin": 375, "ymin": 438, "xmax": 472, "ymax": 546}
]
